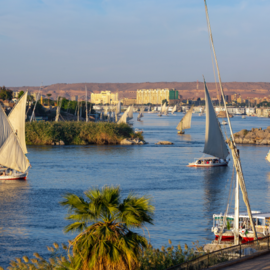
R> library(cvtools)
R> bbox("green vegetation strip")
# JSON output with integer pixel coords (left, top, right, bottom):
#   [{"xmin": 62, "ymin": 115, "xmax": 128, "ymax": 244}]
[{"xmin": 26, "ymin": 122, "xmax": 143, "ymax": 145}]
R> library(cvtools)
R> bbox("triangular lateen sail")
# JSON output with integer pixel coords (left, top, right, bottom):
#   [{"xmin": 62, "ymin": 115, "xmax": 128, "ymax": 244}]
[
  {"xmin": 118, "ymin": 110, "xmax": 127, "ymax": 124},
  {"xmin": 0, "ymin": 106, "xmax": 29, "ymax": 172},
  {"xmin": 8, "ymin": 91, "xmax": 28, "ymax": 154},
  {"xmin": 176, "ymin": 105, "xmax": 193, "ymax": 131},
  {"xmin": 203, "ymin": 81, "xmax": 229, "ymax": 160}
]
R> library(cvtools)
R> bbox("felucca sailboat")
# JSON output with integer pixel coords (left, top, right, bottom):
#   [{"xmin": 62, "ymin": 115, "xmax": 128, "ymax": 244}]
[
  {"xmin": 0, "ymin": 91, "xmax": 30, "ymax": 181},
  {"xmin": 176, "ymin": 105, "xmax": 193, "ymax": 135},
  {"xmin": 188, "ymin": 82, "xmax": 229, "ymax": 167},
  {"xmin": 204, "ymin": 0, "xmax": 258, "ymax": 244}
]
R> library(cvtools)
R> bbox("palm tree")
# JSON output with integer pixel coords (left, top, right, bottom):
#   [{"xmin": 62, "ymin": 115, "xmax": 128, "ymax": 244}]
[{"xmin": 60, "ymin": 186, "xmax": 154, "ymax": 270}]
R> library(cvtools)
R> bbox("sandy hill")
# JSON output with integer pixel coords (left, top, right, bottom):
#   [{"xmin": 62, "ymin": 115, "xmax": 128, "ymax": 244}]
[{"xmin": 9, "ymin": 82, "xmax": 270, "ymax": 100}]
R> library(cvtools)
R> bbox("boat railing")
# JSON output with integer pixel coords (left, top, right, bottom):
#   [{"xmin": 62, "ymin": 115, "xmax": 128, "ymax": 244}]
[{"xmin": 166, "ymin": 235, "xmax": 270, "ymax": 270}]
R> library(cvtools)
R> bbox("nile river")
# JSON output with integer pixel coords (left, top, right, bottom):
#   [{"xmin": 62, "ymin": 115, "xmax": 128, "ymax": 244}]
[{"xmin": 1, "ymin": 113, "xmax": 270, "ymax": 267}]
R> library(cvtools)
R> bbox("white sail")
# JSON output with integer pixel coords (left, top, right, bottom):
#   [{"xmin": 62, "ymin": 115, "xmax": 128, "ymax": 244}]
[
  {"xmin": 116, "ymin": 101, "xmax": 121, "ymax": 115},
  {"xmin": 171, "ymin": 105, "xmax": 177, "ymax": 114},
  {"xmin": 127, "ymin": 105, "xmax": 133, "ymax": 119},
  {"xmin": 161, "ymin": 103, "xmax": 166, "ymax": 113},
  {"xmin": 203, "ymin": 81, "xmax": 229, "ymax": 160},
  {"xmin": 118, "ymin": 110, "xmax": 127, "ymax": 124},
  {"xmin": 176, "ymin": 105, "xmax": 193, "ymax": 131},
  {"xmin": 0, "ymin": 106, "xmax": 29, "ymax": 172},
  {"xmin": 8, "ymin": 91, "xmax": 28, "ymax": 154}
]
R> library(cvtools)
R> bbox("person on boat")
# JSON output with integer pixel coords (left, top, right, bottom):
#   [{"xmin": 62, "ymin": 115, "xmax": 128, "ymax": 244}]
[
  {"xmin": 209, "ymin": 160, "xmax": 213, "ymax": 165},
  {"xmin": 197, "ymin": 160, "xmax": 201, "ymax": 164}
]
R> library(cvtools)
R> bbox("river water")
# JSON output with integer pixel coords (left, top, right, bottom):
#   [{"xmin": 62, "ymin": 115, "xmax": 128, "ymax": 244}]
[{"xmin": 1, "ymin": 113, "xmax": 270, "ymax": 267}]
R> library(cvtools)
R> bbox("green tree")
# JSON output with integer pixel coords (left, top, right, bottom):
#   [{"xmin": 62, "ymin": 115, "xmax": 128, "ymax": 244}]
[
  {"xmin": 61, "ymin": 186, "xmax": 154, "ymax": 270},
  {"xmin": 0, "ymin": 86, "xmax": 13, "ymax": 100},
  {"xmin": 162, "ymin": 99, "xmax": 168, "ymax": 106},
  {"xmin": 18, "ymin": 90, "xmax": 25, "ymax": 99}
]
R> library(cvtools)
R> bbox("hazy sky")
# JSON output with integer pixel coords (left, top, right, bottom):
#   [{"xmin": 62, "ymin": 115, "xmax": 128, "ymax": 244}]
[{"xmin": 1, "ymin": 0, "xmax": 269, "ymax": 86}]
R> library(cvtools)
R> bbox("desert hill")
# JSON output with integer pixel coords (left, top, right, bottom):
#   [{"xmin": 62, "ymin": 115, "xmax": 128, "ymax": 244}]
[{"xmin": 8, "ymin": 82, "xmax": 270, "ymax": 100}]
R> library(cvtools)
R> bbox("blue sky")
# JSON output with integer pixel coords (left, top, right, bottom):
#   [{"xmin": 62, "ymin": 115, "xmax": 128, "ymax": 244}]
[{"xmin": 0, "ymin": 0, "xmax": 269, "ymax": 86}]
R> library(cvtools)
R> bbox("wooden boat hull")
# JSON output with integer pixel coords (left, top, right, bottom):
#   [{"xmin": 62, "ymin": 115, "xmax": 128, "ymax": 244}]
[{"xmin": 178, "ymin": 131, "xmax": 185, "ymax": 135}]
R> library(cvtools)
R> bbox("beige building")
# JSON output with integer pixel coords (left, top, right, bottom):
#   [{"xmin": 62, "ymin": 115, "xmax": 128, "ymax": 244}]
[
  {"xmin": 91, "ymin": 91, "xmax": 119, "ymax": 105},
  {"xmin": 122, "ymin": 98, "xmax": 137, "ymax": 106},
  {"xmin": 136, "ymin": 88, "xmax": 179, "ymax": 105}
]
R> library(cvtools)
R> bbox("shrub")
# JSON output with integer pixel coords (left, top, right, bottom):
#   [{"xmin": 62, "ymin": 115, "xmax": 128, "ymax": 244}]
[{"xmin": 25, "ymin": 122, "xmax": 142, "ymax": 145}]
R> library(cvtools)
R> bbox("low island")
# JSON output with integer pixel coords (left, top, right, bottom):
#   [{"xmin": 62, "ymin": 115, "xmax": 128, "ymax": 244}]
[
  {"xmin": 25, "ymin": 122, "xmax": 144, "ymax": 145},
  {"xmin": 234, "ymin": 126, "xmax": 270, "ymax": 145}
]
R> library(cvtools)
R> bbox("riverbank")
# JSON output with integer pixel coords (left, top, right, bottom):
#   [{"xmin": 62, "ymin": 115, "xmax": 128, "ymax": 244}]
[
  {"xmin": 25, "ymin": 122, "xmax": 143, "ymax": 145},
  {"xmin": 234, "ymin": 126, "xmax": 270, "ymax": 145}
]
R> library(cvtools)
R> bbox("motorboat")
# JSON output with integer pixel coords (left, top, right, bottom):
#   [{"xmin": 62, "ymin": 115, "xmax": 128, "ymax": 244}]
[{"xmin": 221, "ymin": 120, "xmax": 227, "ymax": 125}]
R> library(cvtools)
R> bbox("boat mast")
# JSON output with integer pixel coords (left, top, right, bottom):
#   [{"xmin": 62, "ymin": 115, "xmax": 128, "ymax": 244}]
[
  {"xmin": 30, "ymin": 83, "xmax": 42, "ymax": 122},
  {"xmin": 204, "ymin": 0, "xmax": 257, "ymax": 242},
  {"xmin": 85, "ymin": 85, "xmax": 88, "ymax": 122}
]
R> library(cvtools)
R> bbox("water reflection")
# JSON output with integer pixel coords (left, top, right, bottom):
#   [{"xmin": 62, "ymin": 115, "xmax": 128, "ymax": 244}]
[{"xmin": 202, "ymin": 166, "xmax": 230, "ymax": 239}]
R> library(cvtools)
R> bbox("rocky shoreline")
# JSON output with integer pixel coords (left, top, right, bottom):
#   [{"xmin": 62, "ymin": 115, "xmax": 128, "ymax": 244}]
[{"xmin": 234, "ymin": 127, "xmax": 270, "ymax": 145}]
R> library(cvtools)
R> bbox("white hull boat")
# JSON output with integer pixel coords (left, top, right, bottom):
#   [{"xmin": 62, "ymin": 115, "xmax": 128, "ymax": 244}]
[
  {"xmin": 188, "ymin": 157, "xmax": 228, "ymax": 167},
  {"xmin": 0, "ymin": 171, "xmax": 28, "ymax": 182}
]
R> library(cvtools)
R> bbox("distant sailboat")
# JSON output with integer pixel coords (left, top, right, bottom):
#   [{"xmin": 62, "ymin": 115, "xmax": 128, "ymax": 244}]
[
  {"xmin": 0, "ymin": 92, "xmax": 30, "ymax": 181},
  {"xmin": 171, "ymin": 105, "xmax": 177, "ymax": 115},
  {"xmin": 127, "ymin": 105, "xmax": 133, "ymax": 121},
  {"xmin": 176, "ymin": 105, "xmax": 193, "ymax": 134},
  {"xmin": 188, "ymin": 81, "xmax": 229, "ymax": 167},
  {"xmin": 116, "ymin": 101, "xmax": 121, "ymax": 115},
  {"xmin": 137, "ymin": 112, "xmax": 143, "ymax": 121},
  {"xmin": 117, "ymin": 109, "xmax": 128, "ymax": 124}
]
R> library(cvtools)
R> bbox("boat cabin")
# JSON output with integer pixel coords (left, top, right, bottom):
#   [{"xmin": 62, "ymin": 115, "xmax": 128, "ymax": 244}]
[{"xmin": 212, "ymin": 211, "xmax": 270, "ymax": 235}]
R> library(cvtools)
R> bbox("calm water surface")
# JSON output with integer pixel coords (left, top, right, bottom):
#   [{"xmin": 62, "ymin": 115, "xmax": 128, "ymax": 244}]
[{"xmin": 1, "ymin": 114, "xmax": 270, "ymax": 267}]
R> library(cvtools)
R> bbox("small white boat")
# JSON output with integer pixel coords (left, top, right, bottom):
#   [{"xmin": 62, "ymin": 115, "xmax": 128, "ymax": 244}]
[
  {"xmin": 188, "ymin": 157, "xmax": 228, "ymax": 167},
  {"xmin": 135, "ymin": 128, "xmax": 143, "ymax": 134},
  {"xmin": 221, "ymin": 120, "xmax": 227, "ymax": 125},
  {"xmin": 0, "ymin": 168, "xmax": 28, "ymax": 182},
  {"xmin": 242, "ymin": 115, "xmax": 246, "ymax": 119}
]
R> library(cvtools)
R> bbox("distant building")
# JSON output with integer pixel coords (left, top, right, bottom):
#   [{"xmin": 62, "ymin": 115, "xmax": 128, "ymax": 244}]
[
  {"xmin": 122, "ymin": 98, "xmax": 137, "ymax": 106},
  {"xmin": 71, "ymin": 95, "xmax": 78, "ymax": 101},
  {"xmin": 136, "ymin": 88, "xmax": 179, "ymax": 105},
  {"xmin": 91, "ymin": 91, "xmax": 118, "ymax": 105}
]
